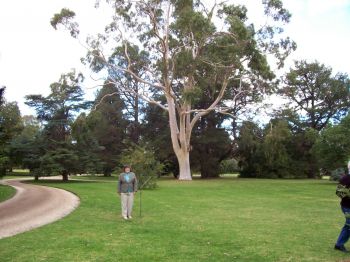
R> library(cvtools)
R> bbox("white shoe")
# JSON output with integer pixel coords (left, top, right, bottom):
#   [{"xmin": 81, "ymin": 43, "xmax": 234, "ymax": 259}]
[
  {"xmin": 128, "ymin": 216, "xmax": 133, "ymax": 219},
  {"xmin": 123, "ymin": 216, "xmax": 128, "ymax": 220}
]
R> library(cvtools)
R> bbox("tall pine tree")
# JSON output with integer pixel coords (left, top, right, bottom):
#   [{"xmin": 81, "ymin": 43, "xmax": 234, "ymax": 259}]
[{"xmin": 88, "ymin": 82, "xmax": 127, "ymax": 176}]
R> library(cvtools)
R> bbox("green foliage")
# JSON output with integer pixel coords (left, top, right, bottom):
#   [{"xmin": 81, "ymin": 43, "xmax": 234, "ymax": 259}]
[
  {"xmin": 191, "ymin": 120, "xmax": 232, "ymax": 178},
  {"xmin": 279, "ymin": 60, "xmax": 350, "ymax": 131},
  {"xmin": 0, "ymin": 102, "xmax": 23, "ymax": 142},
  {"xmin": 262, "ymin": 0, "xmax": 291, "ymax": 22},
  {"xmin": 25, "ymin": 71, "xmax": 90, "ymax": 180},
  {"xmin": 86, "ymin": 83, "xmax": 128, "ymax": 175},
  {"xmin": 120, "ymin": 144, "xmax": 164, "ymax": 189},
  {"xmin": 51, "ymin": 8, "xmax": 79, "ymax": 38},
  {"xmin": 25, "ymin": 70, "xmax": 89, "ymax": 125},
  {"xmin": 290, "ymin": 128, "xmax": 320, "ymax": 178},
  {"xmin": 270, "ymin": 106, "xmax": 323, "ymax": 178},
  {"xmin": 9, "ymin": 115, "xmax": 40, "ymax": 170},
  {"xmin": 0, "ymin": 102, "xmax": 23, "ymax": 177},
  {"xmin": 237, "ymin": 120, "xmax": 321, "ymax": 178},
  {"xmin": 181, "ymin": 86, "xmax": 202, "ymax": 104},
  {"xmin": 16, "ymin": 134, "xmax": 43, "ymax": 174},
  {"xmin": 237, "ymin": 121, "xmax": 263, "ymax": 178},
  {"xmin": 313, "ymin": 114, "xmax": 350, "ymax": 173},
  {"xmin": 261, "ymin": 121, "xmax": 292, "ymax": 178},
  {"xmin": 219, "ymin": 158, "xmax": 239, "ymax": 174},
  {"xmin": 39, "ymin": 144, "xmax": 79, "ymax": 178},
  {"xmin": 0, "ymin": 154, "xmax": 9, "ymax": 178},
  {"xmin": 71, "ymin": 113, "xmax": 103, "ymax": 175}
]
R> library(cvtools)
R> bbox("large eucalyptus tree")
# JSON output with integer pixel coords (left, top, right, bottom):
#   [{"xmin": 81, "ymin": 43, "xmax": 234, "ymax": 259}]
[{"xmin": 51, "ymin": 0, "xmax": 295, "ymax": 180}]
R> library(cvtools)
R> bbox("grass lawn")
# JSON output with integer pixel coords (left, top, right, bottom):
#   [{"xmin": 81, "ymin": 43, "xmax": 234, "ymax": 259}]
[
  {"xmin": 0, "ymin": 177, "xmax": 347, "ymax": 261},
  {"xmin": 0, "ymin": 184, "xmax": 16, "ymax": 202},
  {"xmin": 70, "ymin": 175, "xmax": 119, "ymax": 182}
]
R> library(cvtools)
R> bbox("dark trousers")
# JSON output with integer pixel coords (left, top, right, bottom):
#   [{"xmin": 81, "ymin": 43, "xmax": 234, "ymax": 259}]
[{"xmin": 336, "ymin": 206, "xmax": 350, "ymax": 246}]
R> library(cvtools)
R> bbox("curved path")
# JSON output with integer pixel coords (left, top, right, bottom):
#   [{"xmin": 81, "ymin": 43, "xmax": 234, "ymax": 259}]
[{"xmin": 0, "ymin": 179, "xmax": 80, "ymax": 239}]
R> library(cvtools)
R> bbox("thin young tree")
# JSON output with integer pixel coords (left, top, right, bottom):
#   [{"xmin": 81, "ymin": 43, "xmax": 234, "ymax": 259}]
[{"xmin": 51, "ymin": 0, "xmax": 295, "ymax": 180}]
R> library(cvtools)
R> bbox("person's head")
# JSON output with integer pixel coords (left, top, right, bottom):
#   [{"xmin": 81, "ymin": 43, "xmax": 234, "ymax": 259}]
[{"xmin": 123, "ymin": 165, "xmax": 131, "ymax": 173}]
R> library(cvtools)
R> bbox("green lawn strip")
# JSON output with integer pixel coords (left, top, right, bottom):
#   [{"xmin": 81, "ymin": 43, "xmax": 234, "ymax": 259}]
[
  {"xmin": 0, "ymin": 178, "xmax": 346, "ymax": 261},
  {"xmin": 70, "ymin": 175, "xmax": 118, "ymax": 182},
  {"xmin": 2, "ymin": 176, "xmax": 31, "ymax": 180},
  {"xmin": 0, "ymin": 184, "xmax": 16, "ymax": 202}
]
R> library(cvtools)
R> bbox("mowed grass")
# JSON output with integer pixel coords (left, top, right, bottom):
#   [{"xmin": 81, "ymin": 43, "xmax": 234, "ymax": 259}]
[
  {"xmin": 0, "ymin": 184, "xmax": 16, "ymax": 202},
  {"xmin": 70, "ymin": 175, "xmax": 119, "ymax": 181},
  {"xmin": 0, "ymin": 177, "xmax": 347, "ymax": 261}
]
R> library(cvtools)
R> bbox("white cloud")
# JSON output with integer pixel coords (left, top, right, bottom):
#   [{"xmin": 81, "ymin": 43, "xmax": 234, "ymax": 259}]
[
  {"xmin": 282, "ymin": 0, "xmax": 350, "ymax": 73},
  {"xmin": 0, "ymin": 0, "xmax": 111, "ymax": 115}
]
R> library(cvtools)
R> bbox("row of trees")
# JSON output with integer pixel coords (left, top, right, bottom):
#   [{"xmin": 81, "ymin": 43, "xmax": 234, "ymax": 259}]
[
  {"xmin": 1, "ymin": 59, "xmax": 349, "ymax": 180},
  {"xmin": 0, "ymin": 69, "xmax": 229, "ymax": 180},
  {"xmin": 238, "ymin": 112, "xmax": 350, "ymax": 179},
  {"xmin": 237, "ymin": 61, "xmax": 350, "ymax": 178}
]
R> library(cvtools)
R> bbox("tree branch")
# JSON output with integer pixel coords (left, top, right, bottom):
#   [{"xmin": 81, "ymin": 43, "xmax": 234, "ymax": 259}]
[{"xmin": 189, "ymin": 72, "xmax": 231, "ymax": 131}]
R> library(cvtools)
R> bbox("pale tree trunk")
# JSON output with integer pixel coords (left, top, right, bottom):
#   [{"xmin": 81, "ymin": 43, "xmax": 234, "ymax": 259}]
[
  {"xmin": 178, "ymin": 149, "xmax": 192, "ymax": 180},
  {"xmin": 166, "ymin": 95, "xmax": 192, "ymax": 180},
  {"xmin": 164, "ymin": 74, "xmax": 228, "ymax": 180}
]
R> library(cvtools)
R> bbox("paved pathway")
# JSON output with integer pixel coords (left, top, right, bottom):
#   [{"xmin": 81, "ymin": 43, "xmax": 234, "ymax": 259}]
[{"xmin": 0, "ymin": 179, "xmax": 79, "ymax": 239}]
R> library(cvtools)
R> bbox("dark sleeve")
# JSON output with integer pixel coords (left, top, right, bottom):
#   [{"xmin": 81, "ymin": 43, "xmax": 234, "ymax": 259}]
[
  {"xmin": 118, "ymin": 174, "xmax": 122, "ymax": 193},
  {"xmin": 340, "ymin": 175, "xmax": 350, "ymax": 187}
]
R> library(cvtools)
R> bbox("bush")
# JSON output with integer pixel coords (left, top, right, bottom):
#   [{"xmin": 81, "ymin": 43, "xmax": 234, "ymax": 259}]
[
  {"xmin": 219, "ymin": 159, "xmax": 239, "ymax": 174},
  {"xmin": 120, "ymin": 145, "xmax": 164, "ymax": 189}
]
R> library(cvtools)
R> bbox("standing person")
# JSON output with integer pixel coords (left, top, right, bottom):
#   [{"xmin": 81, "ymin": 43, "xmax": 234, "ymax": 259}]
[
  {"xmin": 118, "ymin": 165, "xmax": 138, "ymax": 220},
  {"xmin": 335, "ymin": 162, "xmax": 350, "ymax": 252}
]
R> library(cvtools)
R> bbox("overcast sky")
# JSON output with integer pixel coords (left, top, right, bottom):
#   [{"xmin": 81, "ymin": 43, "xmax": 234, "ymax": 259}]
[{"xmin": 0, "ymin": 0, "xmax": 349, "ymax": 116}]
